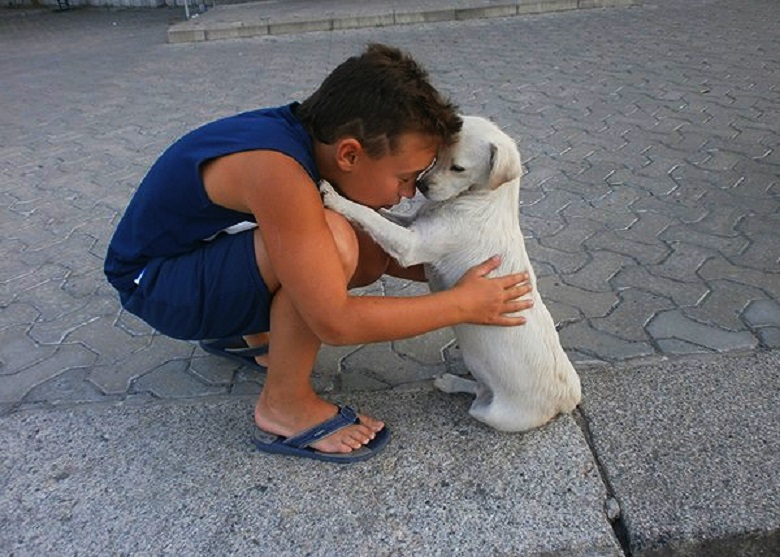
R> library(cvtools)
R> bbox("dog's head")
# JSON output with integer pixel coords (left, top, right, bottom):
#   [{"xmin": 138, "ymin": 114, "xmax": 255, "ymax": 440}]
[{"xmin": 417, "ymin": 115, "xmax": 522, "ymax": 202}]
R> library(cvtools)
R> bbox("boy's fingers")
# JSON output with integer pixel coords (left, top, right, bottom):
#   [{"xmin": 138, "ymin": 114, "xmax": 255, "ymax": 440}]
[
  {"xmin": 493, "ymin": 271, "xmax": 531, "ymax": 287},
  {"xmin": 498, "ymin": 315, "xmax": 527, "ymax": 326},
  {"xmin": 507, "ymin": 296, "xmax": 534, "ymax": 309},
  {"xmin": 508, "ymin": 272, "xmax": 531, "ymax": 285},
  {"xmin": 474, "ymin": 255, "xmax": 502, "ymax": 276},
  {"xmin": 508, "ymin": 282, "xmax": 532, "ymax": 296}
]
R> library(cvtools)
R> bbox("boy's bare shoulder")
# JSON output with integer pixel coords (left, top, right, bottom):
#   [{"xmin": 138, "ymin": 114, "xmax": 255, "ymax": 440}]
[{"xmin": 203, "ymin": 149, "xmax": 319, "ymax": 215}]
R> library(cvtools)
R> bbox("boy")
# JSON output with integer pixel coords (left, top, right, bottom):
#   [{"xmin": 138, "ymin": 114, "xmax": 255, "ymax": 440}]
[{"xmin": 105, "ymin": 44, "xmax": 533, "ymax": 463}]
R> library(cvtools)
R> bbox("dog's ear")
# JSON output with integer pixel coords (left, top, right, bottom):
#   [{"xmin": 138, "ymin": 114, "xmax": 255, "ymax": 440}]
[{"xmin": 488, "ymin": 140, "xmax": 522, "ymax": 189}]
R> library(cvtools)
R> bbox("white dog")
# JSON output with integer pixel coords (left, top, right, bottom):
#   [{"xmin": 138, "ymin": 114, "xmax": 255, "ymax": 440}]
[{"xmin": 321, "ymin": 115, "xmax": 581, "ymax": 432}]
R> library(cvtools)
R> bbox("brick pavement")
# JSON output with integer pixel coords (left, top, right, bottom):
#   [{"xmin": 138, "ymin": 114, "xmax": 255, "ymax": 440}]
[{"xmin": 1, "ymin": 0, "xmax": 778, "ymax": 412}]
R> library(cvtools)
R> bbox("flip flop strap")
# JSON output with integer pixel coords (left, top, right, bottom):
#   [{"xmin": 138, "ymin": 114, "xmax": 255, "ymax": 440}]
[
  {"xmin": 223, "ymin": 344, "xmax": 268, "ymax": 357},
  {"xmin": 283, "ymin": 405, "xmax": 359, "ymax": 449}
]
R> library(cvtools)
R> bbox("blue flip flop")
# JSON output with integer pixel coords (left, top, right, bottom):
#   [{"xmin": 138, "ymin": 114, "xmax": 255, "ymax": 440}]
[
  {"xmin": 252, "ymin": 405, "xmax": 391, "ymax": 463},
  {"xmin": 199, "ymin": 336, "xmax": 268, "ymax": 371}
]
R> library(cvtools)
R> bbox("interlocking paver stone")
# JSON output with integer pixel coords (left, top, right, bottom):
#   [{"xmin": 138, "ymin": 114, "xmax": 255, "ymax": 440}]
[
  {"xmin": 591, "ymin": 288, "xmax": 675, "ymax": 342},
  {"xmin": 684, "ymin": 280, "xmax": 769, "ymax": 332},
  {"xmin": 0, "ymin": 343, "xmax": 97, "ymax": 404},
  {"xmin": 646, "ymin": 310, "xmax": 758, "ymax": 352},
  {"xmin": 393, "ymin": 327, "xmax": 455, "ymax": 365},
  {"xmin": 133, "ymin": 360, "xmax": 226, "ymax": 398},
  {"xmin": 609, "ymin": 265, "xmax": 709, "ymax": 308},
  {"xmin": 742, "ymin": 299, "xmax": 780, "ymax": 329},
  {"xmin": 560, "ymin": 250, "xmax": 633, "ymax": 292},
  {"xmin": 757, "ymin": 327, "xmax": 780, "ymax": 349},
  {"xmin": 341, "ymin": 342, "xmax": 445, "ymax": 388},
  {"xmin": 560, "ymin": 320, "xmax": 654, "ymax": 361}
]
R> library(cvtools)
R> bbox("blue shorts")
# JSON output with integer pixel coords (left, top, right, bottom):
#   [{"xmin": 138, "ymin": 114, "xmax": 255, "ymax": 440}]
[{"xmin": 118, "ymin": 229, "xmax": 272, "ymax": 340}]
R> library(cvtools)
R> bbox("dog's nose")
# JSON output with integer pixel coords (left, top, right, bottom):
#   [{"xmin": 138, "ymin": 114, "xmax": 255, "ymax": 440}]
[{"xmin": 416, "ymin": 179, "xmax": 429, "ymax": 195}]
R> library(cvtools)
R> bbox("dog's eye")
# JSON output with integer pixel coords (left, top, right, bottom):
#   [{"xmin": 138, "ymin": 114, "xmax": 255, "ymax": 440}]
[{"xmin": 450, "ymin": 165, "xmax": 465, "ymax": 173}]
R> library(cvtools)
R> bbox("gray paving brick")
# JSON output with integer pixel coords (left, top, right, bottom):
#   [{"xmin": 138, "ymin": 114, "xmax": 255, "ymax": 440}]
[
  {"xmin": 520, "ymin": 212, "xmax": 567, "ymax": 238},
  {"xmin": 0, "ymin": 326, "xmax": 57, "ymax": 377},
  {"xmin": 539, "ymin": 216, "xmax": 605, "ymax": 253},
  {"xmin": 609, "ymin": 265, "xmax": 709, "ymax": 308},
  {"xmin": 537, "ymin": 275, "xmax": 617, "ymax": 318},
  {"xmin": 22, "ymin": 368, "xmax": 116, "ymax": 405},
  {"xmin": 630, "ymin": 194, "xmax": 710, "ymax": 225},
  {"xmin": 757, "ymin": 327, "xmax": 780, "ymax": 349},
  {"xmin": 0, "ymin": 302, "xmax": 40, "ymax": 329},
  {"xmin": 699, "ymin": 256, "xmax": 780, "ymax": 298},
  {"xmin": 591, "ymin": 288, "xmax": 675, "ymax": 342},
  {"xmin": 559, "ymin": 320, "xmax": 654, "ymax": 361},
  {"xmin": 584, "ymin": 229, "xmax": 670, "ymax": 265},
  {"xmin": 525, "ymin": 238, "xmax": 590, "ymax": 274},
  {"xmin": 86, "ymin": 335, "xmax": 193, "ymax": 396},
  {"xmin": 742, "ymin": 299, "xmax": 780, "ymax": 329},
  {"xmin": 188, "ymin": 355, "xmax": 239, "ymax": 386},
  {"xmin": 611, "ymin": 210, "xmax": 676, "ymax": 244},
  {"xmin": 649, "ymin": 242, "xmax": 713, "ymax": 283},
  {"xmin": 559, "ymin": 250, "xmax": 632, "ymax": 292},
  {"xmin": 732, "ymin": 234, "xmax": 780, "ymax": 272},
  {"xmin": 0, "ymin": 343, "xmax": 97, "ymax": 404},
  {"xmin": 684, "ymin": 280, "xmax": 769, "ymax": 332},
  {"xmin": 659, "ymin": 224, "xmax": 748, "ymax": 258},
  {"xmin": 73, "ymin": 319, "xmax": 153, "ymax": 368},
  {"xmin": 341, "ymin": 343, "xmax": 443, "ymax": 387},
  {"xmin": 133, "ymin": 360, "xmax": 227, "ymax": 398},
  {"xmin": 560, "ymin": 198, "xmax": 638, "ymax": 232},
  {"xmin": 230, "ymin": 378, "xmax": 263, "ymax": 396},
  {"xmin": 393, "ymin": 328, "xmax": 455, "ymax": 366},
  {"xmin": 654, "ymin": 338, "xmax": 713, "ymax": 356},
  {"xmin": 646, "ymin": 310, "xmax": 758, "ymax": 352}
]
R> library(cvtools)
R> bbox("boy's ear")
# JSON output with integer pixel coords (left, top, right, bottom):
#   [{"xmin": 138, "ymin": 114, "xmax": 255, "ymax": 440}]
[{"xmin": 335, "ymin": 138, "xmax": 363, "ymax": 171}]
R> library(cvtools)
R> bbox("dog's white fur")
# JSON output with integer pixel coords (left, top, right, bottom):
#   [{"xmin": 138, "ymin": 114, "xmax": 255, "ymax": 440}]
[{"xmin": 321, "ymin": 116, "xmax": 581, "ymax": 432}]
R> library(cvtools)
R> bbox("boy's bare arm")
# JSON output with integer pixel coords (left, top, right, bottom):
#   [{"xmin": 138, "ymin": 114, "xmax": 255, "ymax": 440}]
[{"xmin": 207, "ymin": 151, "xmax": 531, "ymax": 346}]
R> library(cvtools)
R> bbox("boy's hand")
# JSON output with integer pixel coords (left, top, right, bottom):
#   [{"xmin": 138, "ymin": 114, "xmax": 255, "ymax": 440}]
[{"xmin": 454, "ymin": 256, "xmax": 533, "ymax": 326}]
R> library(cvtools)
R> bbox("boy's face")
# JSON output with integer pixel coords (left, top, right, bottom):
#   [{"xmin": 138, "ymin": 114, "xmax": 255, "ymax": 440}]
[{"xmin": 335, "ymin": 132, "xmax": 439, "ymax": 210}]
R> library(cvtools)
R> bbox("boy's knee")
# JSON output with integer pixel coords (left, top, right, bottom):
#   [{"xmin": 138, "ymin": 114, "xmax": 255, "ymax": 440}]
[
  {"xmin": 324, "ymin": 210, "xmax": 360, "ymax": 281},
  {"xmin": 324, "ymin": 210, "xmax": 389, "ymax": 288}
]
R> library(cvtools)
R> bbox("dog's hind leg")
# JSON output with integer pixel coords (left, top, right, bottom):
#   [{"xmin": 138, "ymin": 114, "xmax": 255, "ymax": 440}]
[{"xmin": 434, "ymin": 373, "xmax": 478, "ymax": 394}]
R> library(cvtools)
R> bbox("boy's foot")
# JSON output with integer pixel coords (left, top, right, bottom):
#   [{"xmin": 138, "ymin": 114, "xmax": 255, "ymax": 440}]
[
  {"xmin": 199, "ymin": 335, "xmax": 268, "ymax": 370},
  {"xmin": 252, "ymin": 405, "xmax": 390, "ymax": 463},
  {"xmin": 255, "ymin": 395, "xmax": 385, "ymax": 455}
]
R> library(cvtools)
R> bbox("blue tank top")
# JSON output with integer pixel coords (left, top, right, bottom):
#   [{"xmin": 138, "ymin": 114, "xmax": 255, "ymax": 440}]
[{"xmin": 104, "ymin": 103, "xmax": 319, "ymax": 291}]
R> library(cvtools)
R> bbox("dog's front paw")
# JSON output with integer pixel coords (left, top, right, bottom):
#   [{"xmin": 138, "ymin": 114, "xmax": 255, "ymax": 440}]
[{"xmin": 319, "ymin": 180, "xmax": 345, "ymax": 211}]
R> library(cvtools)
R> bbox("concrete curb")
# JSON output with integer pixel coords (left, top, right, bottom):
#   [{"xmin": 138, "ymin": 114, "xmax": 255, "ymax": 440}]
[
  {"xmin": 167, "ymin": 0, "xmax": 639, "ymax": 44},
  {"xmin": 1, "ymin": 389, "xmax": 623, "ymax": 555}
]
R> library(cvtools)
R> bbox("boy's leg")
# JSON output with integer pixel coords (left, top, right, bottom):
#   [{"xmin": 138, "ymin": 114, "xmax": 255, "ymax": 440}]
[{"xmin": 251, "ymin": 210, "xmax": 387, "ymax": 454}]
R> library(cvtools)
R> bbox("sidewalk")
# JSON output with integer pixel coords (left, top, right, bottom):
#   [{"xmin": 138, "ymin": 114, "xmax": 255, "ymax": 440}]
[
  {"xmin": 3, "ymin": 351, "xmax": 779, "ymax": 554},
  {"xmin": 1, "ymin": 0, "xmax": 779, "ymax": 554},
  {"xmin": 167, "ymin": 0, "xmax": 638, "ymax": 43}
]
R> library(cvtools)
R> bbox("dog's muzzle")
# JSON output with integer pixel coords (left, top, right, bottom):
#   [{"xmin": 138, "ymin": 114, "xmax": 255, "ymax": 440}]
[{"xmin": 416, "ymin": 178, "xmax": 430, "ymax": 196}]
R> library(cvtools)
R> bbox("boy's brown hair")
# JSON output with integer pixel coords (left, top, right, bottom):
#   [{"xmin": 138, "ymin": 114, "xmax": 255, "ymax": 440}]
[{"xmin": 295, "ymin": 43, "xmax": 462, "ymax": 158}]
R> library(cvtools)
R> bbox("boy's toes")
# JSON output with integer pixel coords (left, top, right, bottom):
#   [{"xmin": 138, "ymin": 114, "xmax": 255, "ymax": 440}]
[{"xmin": 358, "ymin": 413, "xmax": 385, "ymax": 433}]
